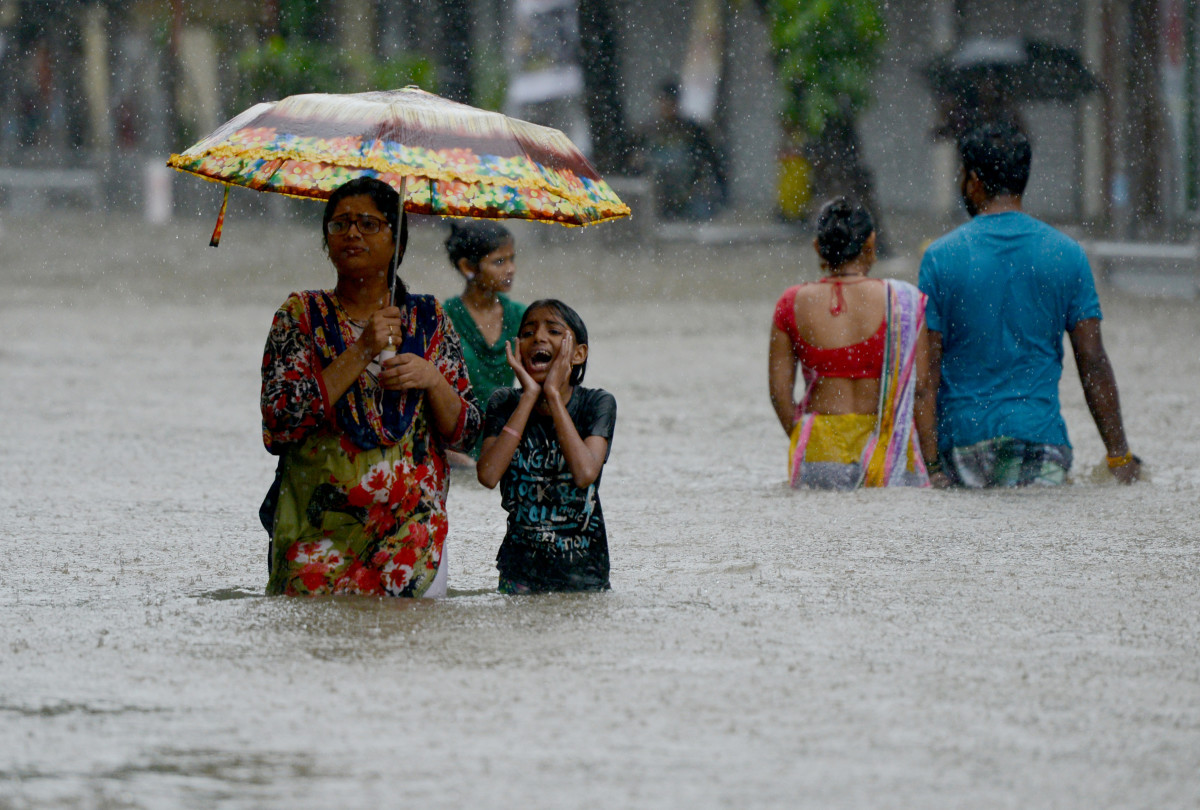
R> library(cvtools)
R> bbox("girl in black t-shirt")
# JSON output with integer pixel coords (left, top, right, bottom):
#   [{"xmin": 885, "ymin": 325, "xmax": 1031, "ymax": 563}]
[{"xmin": 476, "ymin": 300, "xmax": 616, "ymax": 593}]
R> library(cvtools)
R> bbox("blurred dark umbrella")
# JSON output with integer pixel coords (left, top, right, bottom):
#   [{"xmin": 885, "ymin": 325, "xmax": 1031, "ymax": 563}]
[{"xmin": 923, "ymin": 37, "xmax": 1100, "ymax": 103}]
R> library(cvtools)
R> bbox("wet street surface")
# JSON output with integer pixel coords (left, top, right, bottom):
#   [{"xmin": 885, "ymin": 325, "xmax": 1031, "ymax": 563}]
[{"xmin": 2, "ymin": 213, "xmax": 1198, "ymax": 808}]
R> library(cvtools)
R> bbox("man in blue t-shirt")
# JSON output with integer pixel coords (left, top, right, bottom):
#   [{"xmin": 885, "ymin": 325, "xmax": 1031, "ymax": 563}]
[{"xmin": 919, "ymin": 122, "xmax": 1140, "ymax": 487}]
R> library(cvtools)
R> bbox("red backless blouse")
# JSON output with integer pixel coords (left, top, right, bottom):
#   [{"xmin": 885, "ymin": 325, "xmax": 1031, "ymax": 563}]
[{"xmin": 773, "ymin": 284, "xmax": 885, "ymax": 379}]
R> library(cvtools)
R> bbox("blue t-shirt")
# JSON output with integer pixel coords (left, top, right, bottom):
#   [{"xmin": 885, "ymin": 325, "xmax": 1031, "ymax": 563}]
[{"xmin": 918, "ymin": 211, "xmax": 1102, "ymax": 450}]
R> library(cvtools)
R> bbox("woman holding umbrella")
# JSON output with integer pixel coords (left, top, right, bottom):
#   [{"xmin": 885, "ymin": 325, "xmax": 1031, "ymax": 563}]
[
  {"xmin": 260, "ymin": 177, "xmax": 481, "ymax": 598},
  {"xmin": 168, "ymin": 88, "xmax": 627, "ymax": 595}
]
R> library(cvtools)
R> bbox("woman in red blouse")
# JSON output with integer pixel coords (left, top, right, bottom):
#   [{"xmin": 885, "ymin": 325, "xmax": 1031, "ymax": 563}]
[{"xmin": 768, "ymin": 198, "xmax": 940, "ymax": 489}]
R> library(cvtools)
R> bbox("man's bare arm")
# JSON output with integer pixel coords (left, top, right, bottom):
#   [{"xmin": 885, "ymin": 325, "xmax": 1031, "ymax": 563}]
[{"xmin": 1068, "ymin": 318, "xmax": 1140, "ymax": 484}]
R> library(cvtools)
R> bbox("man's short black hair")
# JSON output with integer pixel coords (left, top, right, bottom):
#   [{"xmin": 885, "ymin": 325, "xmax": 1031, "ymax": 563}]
[{"xmin": 958, "ymin": 121, "xmax": 1032, "ymax": 198}]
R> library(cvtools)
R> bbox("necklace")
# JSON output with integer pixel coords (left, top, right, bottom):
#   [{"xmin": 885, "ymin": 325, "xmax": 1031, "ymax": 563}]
[{"xmin": 332, "ymin": 293, "xmax": 370, "ymax": 329}]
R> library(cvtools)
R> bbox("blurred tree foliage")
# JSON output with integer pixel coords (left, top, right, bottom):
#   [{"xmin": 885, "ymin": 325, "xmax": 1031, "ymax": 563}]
[
  {"xmin": 236, "ymin": 38, "xmax": 435, "ymax": 107},
  {"xmin": 234, "ymin": 0, "xmax": 434, "ymax": 108},
  {"xmin": 761, "ymin": 0, "xmax": 888, "ymax": 245},
  {"xmin": 765, "ymin": 0, "xmax": 884, "ymax": 136}
]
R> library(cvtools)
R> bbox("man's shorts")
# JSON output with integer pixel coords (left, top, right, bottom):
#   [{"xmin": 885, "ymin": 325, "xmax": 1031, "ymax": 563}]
[{"xmin": 944, "ymin": 437, "xmax": 1073, "ymax": 488}]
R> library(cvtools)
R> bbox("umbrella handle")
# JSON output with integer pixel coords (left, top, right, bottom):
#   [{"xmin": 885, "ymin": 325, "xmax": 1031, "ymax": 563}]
[
  {"xmin": 389, "ymin": 176, "xmax": 407, "ymax": 305},
  {"xmin": 378, "ymin": 345, "xmax": 396, "ymax": 364},
  {"xmin": 209, "ymin": 185, "xmax": 230, "ymax": 247},
  {"xmin": 382, "ymin": 175, "xmax": 403, "ymax": 366},
  {"xmin": 378, "ymin": 334, "xmax": 396, "ymax": 364},
  {"xmin": 378, "ymin": 176, "xmax": 406, "ymax": 368}
]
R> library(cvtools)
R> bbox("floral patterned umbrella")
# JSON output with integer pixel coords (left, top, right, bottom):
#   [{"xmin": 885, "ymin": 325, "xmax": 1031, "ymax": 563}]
[{"xmin": 167, "ymin": 86, "xmax": 630, "ymax": 245}]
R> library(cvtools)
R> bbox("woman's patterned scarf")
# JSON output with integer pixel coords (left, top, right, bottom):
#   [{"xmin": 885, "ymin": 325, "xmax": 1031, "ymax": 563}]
[{"xmin": 304, "ymin": 290, "xmax": 436, "ymax": 450}]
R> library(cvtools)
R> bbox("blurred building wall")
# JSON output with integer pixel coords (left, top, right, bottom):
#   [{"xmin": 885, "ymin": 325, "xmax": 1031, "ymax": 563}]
[
  {"xmin": 0, "ymin": 0, "xmax": 1192, "ymax": 237},
  {"xmin": 593, "ymin": 0, "xmax": 1152, "ymax": 229},
  {"xmin": 861, "ymin": 0, "xmax": 1088, "ymax": 224},
  {"xmin": 861, "ymin": 0, "xmax": 1192, "ymax": 237},
  {"xmin": 606, "ymin": 0, "xmax": 780, "ymax": 219}
]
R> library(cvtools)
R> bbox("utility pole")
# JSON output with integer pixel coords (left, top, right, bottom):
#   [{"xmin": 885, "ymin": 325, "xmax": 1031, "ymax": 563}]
[
  {"xmin": 1128, "ymin": 0, "xmax": 1167, "ymax": 235},
  {"xmin": 1100, "ymin": 0, "xmax": 1122, "ymax": 232},
  {"xmin": 439, "ymin": 0, "xmax": 473, "ymax": 104},
  {"xmin": 577, "ymin": 0, "xmax": 630, "ymax": 172}
]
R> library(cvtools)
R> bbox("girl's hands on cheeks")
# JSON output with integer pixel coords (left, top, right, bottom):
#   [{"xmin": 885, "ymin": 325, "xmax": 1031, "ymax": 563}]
[
  {"xmin": 506, "ymin": 340, "xmax": 540, "ymax": 400},
  {"xmin": 380, "ymin": 353, "xmax": 440, "ymax": 391},
  {"xmin": 542, "ymin": 332, "xmax": 574, "ymax": 403}
]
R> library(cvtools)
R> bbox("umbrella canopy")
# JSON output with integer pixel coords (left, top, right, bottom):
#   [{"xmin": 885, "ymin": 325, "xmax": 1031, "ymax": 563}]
[
  {"xmin": 167, "ymin": 86, "xmax": 630, "ymax": 238},
  {"xmin": 922, "ymin": 37, "xmax": 1100, "ymax": 103}
]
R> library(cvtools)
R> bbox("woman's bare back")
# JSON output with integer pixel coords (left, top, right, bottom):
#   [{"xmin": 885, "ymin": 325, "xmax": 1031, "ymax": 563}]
[{"xmin": 793, "ymin": 278, "xmax": 886, "ymax": 414}]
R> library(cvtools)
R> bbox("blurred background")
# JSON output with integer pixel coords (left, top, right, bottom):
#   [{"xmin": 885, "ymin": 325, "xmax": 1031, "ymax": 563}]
[
  {"xmin": 0, "ymin": 0, "xmax": 1196, "ymax": 254},
  {"xmin": 3, "ymin": 8, "xmax": 1198, "ymax": 804}
]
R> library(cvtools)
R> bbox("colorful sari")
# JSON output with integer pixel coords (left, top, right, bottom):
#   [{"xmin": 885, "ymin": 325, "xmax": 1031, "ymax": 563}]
[
  {"xmin": 788, "ymin": 280, "xmax": 929, "ymax": 490},
  {"xmin": 260, "ymin": 290, "xmax": 481, "ymax": 597}
]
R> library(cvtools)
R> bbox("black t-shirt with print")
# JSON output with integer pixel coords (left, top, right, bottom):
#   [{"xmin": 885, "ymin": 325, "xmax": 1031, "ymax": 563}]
[{"xmin": 483, "ymin": 386, "xmax": 616, "ymax": 592}]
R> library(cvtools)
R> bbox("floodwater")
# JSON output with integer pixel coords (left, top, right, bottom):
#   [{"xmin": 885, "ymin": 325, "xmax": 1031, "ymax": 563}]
[{"xmin": 2, "ymin": 210, "xmax": 1198, "ymax": 808}]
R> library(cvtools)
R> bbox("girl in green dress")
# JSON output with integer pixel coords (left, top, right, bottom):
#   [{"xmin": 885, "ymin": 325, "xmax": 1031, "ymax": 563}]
[{"xmin": 442, "ymin": 221, "xmax": 524, "ymax": 460}]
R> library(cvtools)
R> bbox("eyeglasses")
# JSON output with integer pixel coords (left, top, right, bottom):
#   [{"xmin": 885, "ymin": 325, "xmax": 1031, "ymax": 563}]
[{"xmin": 326, "ymin": 215, "xmax": 389, "ymax": 236}]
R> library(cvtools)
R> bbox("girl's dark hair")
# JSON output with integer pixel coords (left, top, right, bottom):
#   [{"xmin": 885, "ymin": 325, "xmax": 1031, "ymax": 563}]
[
  {"xmin": 444, "ymin": 220, "xmax": 513, "ymax": 271},
  {"xmin": 814, "ymin": 197, "xmax": 874, "ymax": 269},
  {"xmin": 322, "ymin": 177, "xmax": 409, "ymax": 305},
  {"xmin": 522, "ymin": 299, "xmax": 589, "ymax": 386}
]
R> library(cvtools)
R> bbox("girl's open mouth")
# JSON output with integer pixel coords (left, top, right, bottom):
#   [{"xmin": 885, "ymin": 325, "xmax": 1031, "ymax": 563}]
[{"xmin": 527, "ymin": 348, "xmax": 553, "ymax": 371}]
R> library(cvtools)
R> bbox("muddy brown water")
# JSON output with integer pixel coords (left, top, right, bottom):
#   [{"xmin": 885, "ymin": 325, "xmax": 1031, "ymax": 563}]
[{"xmin": 1, "ymin": 212, "xmax": 1198, "ymax": 808}]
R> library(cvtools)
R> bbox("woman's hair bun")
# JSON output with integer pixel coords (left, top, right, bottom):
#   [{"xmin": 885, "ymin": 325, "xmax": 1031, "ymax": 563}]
[{"xmin": 815, "ymin": 197, "xmax": 874, "ymax": 268}]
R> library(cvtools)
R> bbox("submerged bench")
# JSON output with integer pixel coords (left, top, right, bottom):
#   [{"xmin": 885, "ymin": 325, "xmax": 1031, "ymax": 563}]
[
  {"xmin": 1082, "ymin": 239, "xmax": 1200, "ymax": 298},
  {"xmin": 0, "ymin": 167, "xmax": 103, "ymax": 210},
  {"xmin": 1083, "ymin": 239, "xmax": 1199, "ymax": 263}
]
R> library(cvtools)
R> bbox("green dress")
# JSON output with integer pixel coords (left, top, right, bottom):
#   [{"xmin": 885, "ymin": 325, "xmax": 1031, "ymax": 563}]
[{"xmin": 443, "ymin": 294, "xmax": 525, "ymax": 457}]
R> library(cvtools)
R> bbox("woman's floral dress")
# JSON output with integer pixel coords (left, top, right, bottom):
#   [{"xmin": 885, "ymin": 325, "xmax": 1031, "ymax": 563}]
[{"xmin": 261, "ymin": 290, "xmax": 480, "ymax": 597}]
